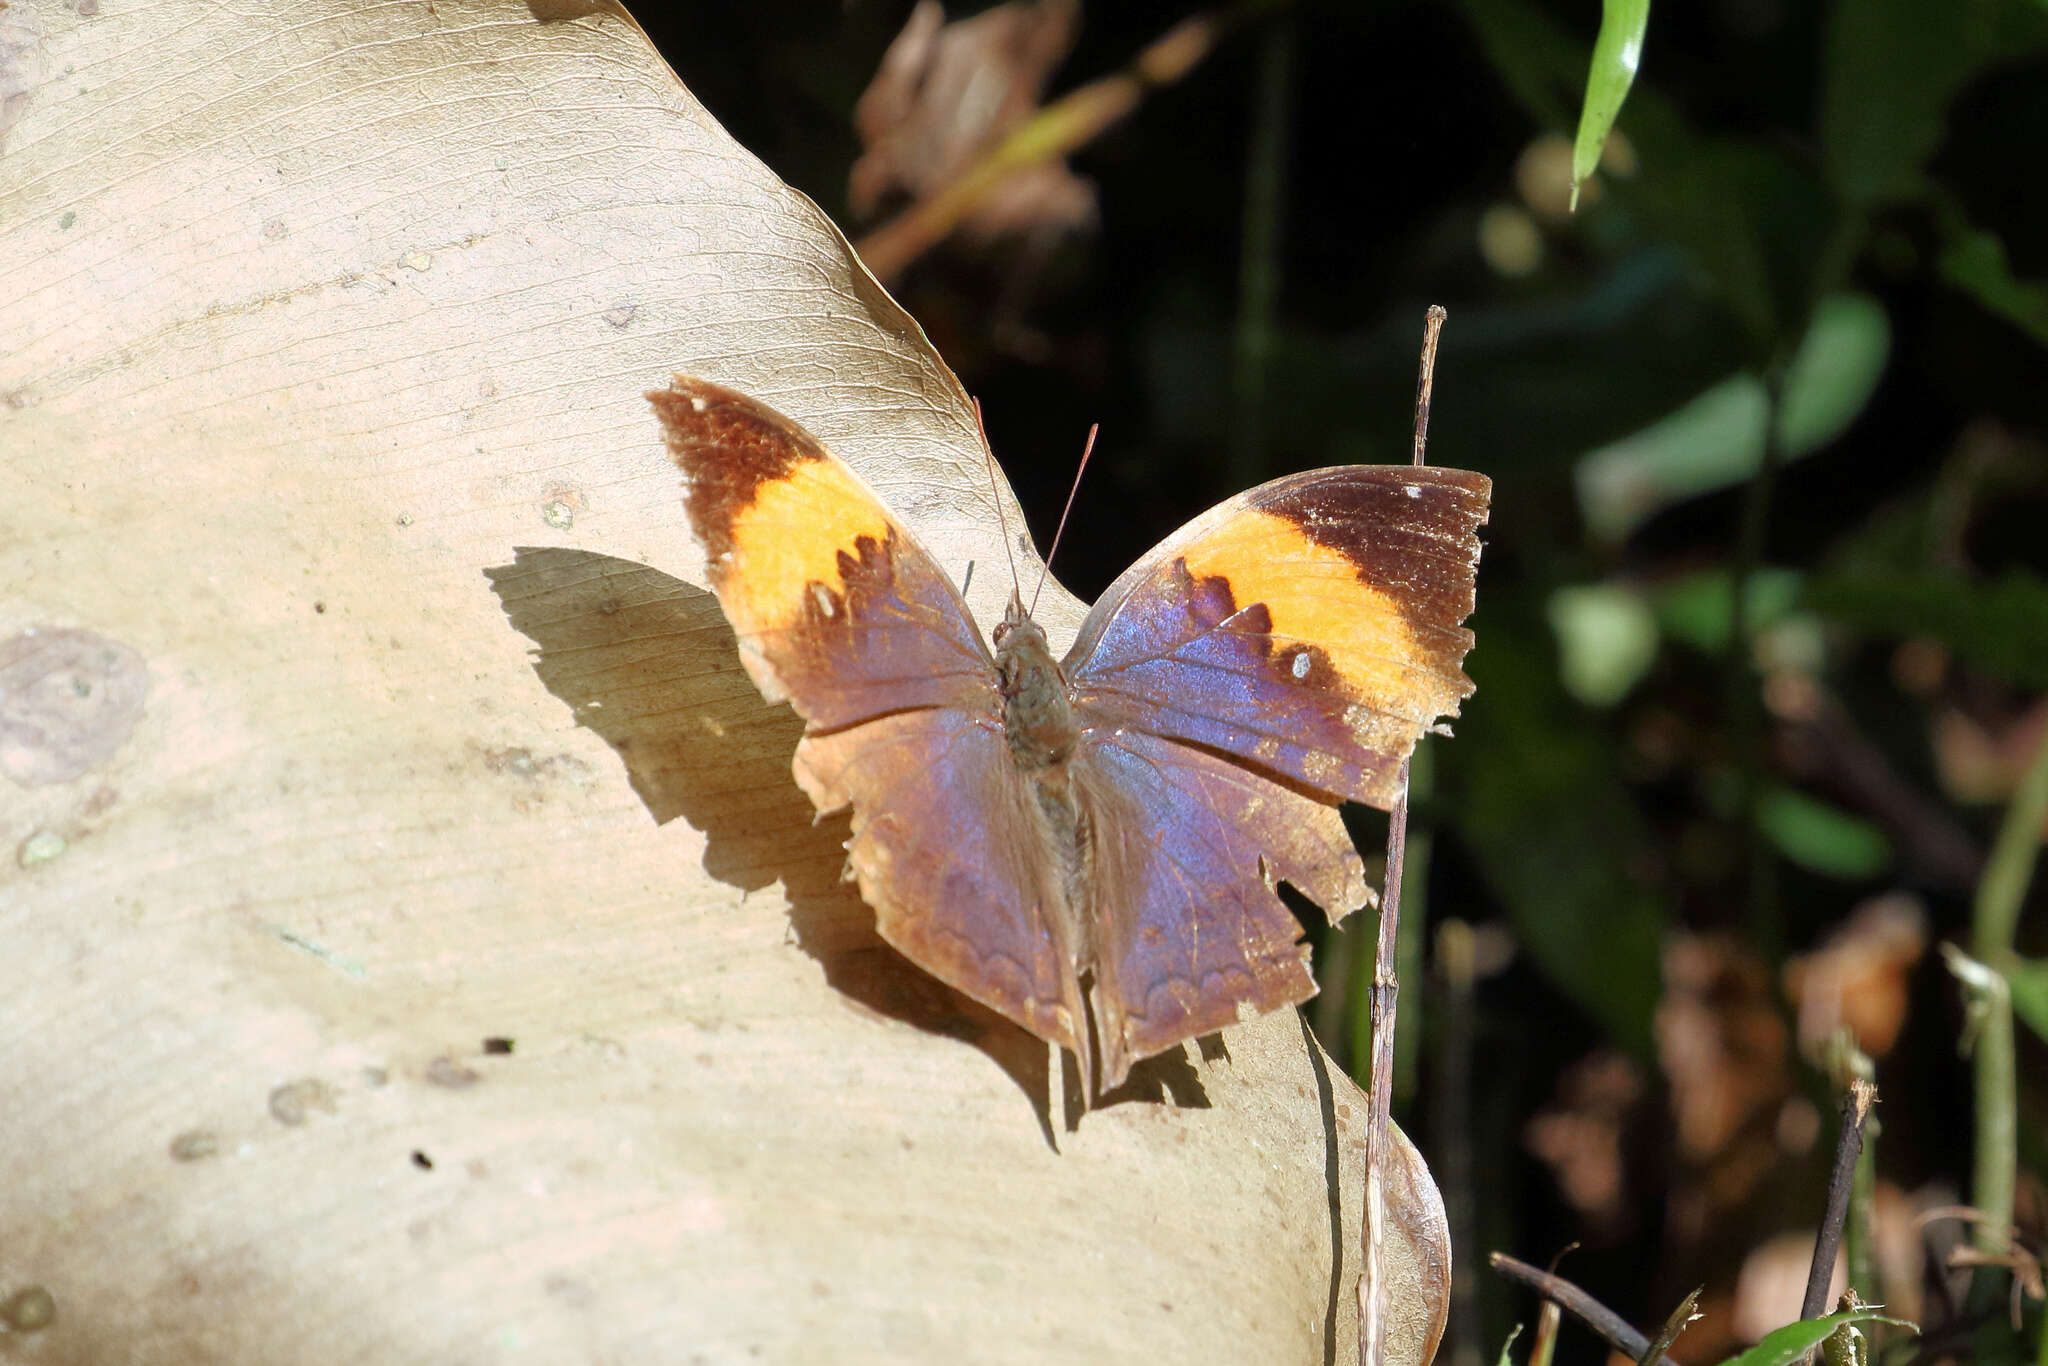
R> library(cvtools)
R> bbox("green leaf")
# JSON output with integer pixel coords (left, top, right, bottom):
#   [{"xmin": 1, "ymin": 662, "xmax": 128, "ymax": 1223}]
[
  {"xmin": 1575, "ymin": 295, "xmax": 1887, "ymax": 541},
  {"xmin": 1759, "ymin": 786, "xmax": 1892, "ymax": 879},
  {"xmin": 2006, "ymin": 957, "xmax": 2048, "ymax": 1045},
  {"xmin": 1457, "ymin": 0, "xmax": 1804, "ymax": 351},
  {"xmin": 1822, "ymin": 0, "xmax": 2048, "ymax": 208},
  {"xmin": 1453, "ymin": 598, "xmax": 1664, "ymax": 1054},
  {"xmin": 1939, "ymin": 217, "xmax": 2048, "ymax": 348},
  {"xmin": 1776, "ymin": 294, "xmax": 1891, "ymax": 454},
  {"xmin": 1802, "ymin": 568, "xmax": 2048, "ymax": 688},
  {"xmin": 1714, "ymin": 1309, "xmax": 1917, "ymax": 1366},
  {"xmin": 1655, "ymin": 570, "xmax": 1803, "ymax": 652},
  {"xmin": 1548, "ymin": 584, "xmax": 1659, "ymax": 707},
  {"xmin": 1571, "ymin": 0, "xmax": 1648, "ymax": 206},
  {"xmin": 1495, "ymin": 1323, "xmax": 1526, "ymax": 1366},
  {"xmin": 1576, "ymin": 374, "xmax": 1766, "ymax": 542}
]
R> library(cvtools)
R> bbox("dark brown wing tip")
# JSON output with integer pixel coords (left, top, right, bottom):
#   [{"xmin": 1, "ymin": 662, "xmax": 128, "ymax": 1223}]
[
  {"xmin": 647, "ymin": 376, "xmax": 826, "ymax": 491},
  {"xmin": 646, "ymin": 376, "xmax": 753, "ymax": 450}
]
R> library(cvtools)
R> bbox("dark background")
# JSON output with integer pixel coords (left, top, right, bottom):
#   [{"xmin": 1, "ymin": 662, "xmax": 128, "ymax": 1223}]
[{"xmin": 646, "ymin": 2, "xmax": 2048, "ymax": 1361}]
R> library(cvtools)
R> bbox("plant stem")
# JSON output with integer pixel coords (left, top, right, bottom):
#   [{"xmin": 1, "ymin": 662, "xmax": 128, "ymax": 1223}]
[
  {"xmin": 1963, "ymin": 725, "xmax": 2048, "ymax": 1260},
  {"xmin": 1941, "ymin": 944, "xmax": 2015, "ymax": 1264},
  {"xmin": 1975, "ymin": 725, "xmax": 2048, "ymax": 961},
  {"xmin": 854, "ymin": 8, "xmax": 1236, "ymax": 281},
  {"xmin": 1802, "ymin": 1079, "xmax": 1877, "ymax": 1320},
  {"xmin": 1360, "ymin": 761, "xmax": 1410, "ymax": 1366},
  {"xmin": 1488, "ymin": 1254, "xmax": 1683, "ymax": 1366},
  {"xmin": 1396, "ymin": 742, "xmax": 1433, "ymax": 1102}
]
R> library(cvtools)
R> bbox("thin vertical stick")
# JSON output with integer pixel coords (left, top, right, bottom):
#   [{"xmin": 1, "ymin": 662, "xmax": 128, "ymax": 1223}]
[
  {"xmin": 1412, "ymin": 306, "xmax": 1445, "ymax": 467},
  {"xmin": 1361, "ymin": 305, "xmax": 1448, "ymax": 1366},
  {"xmin": 1968, "ymin": 725, "xmax": 2048, "ymax": 1261},
  {"xmin": 1360, "ymin": 764, "xmax": 1412, "ymax": 1366},
  {"xmin": 1801, "ymin": 1079, "xmax": 1878, "ymax": 1319}
]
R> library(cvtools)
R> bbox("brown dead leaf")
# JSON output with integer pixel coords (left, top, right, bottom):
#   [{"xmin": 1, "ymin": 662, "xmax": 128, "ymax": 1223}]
[
  {"xmin": 1784, "ymin": 893, "xmax": 1927, "ymax": 1059},
  {"xmin": 0, "ymin": 3, "xmax": 1443, "ymax": 1361},
  {"xmin": 850, "ymin": 0, "xmax": 1095, "ymax": 248},
  {"xmin": 1657, "ymin": 935, "xmax": 1792, "ymax": 1234},
  {"xmin": 1732, "ymin": 1183, "xmax": 1937, "ymax": 1339},
  {"xmin": 1935, "ymin": 700, "xmax": 2048, "ymax": 807},
  {"xmin": 1525, "ymin": 1051, "xmax": 1645, "ymax": 1242}
]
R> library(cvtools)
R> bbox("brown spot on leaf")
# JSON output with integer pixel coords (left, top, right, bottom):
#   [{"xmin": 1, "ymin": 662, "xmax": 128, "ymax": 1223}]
[
  {"xmin": 0, "ymin": 1, "xmax": 48, "ymax": 154},
  {"xmin": 425, "ymin": 1056, "xmax": 480, "ymax": 1089},
  {"xmin": 0, "ymin": 1285, "xmax": 55, "ymax": 1332},
  {"xmin": 267, "ymin": 1077, "xmax": 337, "ymax": 1126},
  {"xmin": 1, "ymin": 627, "xmax": 149, "ymax": 786},
  {"xmin": 168, "ymin": 1129, "xmax": 220, "ymax": 1162}
]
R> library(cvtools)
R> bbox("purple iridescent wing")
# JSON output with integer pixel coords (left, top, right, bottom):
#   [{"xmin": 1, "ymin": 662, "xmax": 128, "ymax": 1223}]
[
  {"xmin": 650, "ymin": 378, "xmax": 1087, "ymax": 1060},
  {"xmin": 1065, "ymin": 466, "xmax": 1489, "ymax": 1077}
]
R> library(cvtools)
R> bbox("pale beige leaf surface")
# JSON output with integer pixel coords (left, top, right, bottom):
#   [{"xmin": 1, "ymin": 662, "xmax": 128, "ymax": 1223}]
[{"xmin": 0, "ymin": 2, "xmax": 1448, "ymax": 1361}]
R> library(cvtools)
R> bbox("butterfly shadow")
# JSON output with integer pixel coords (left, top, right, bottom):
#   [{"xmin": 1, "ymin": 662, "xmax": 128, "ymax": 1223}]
[{"xmin": 486, "ymin": 547, "xmax": 1198, "ymax": 1145}]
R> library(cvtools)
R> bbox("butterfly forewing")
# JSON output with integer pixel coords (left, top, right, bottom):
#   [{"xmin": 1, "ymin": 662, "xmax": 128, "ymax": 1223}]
[
  {"xmin": 1064, "ymin": 465, "xmax": 1490, "ymax": 810},
  {"xmin": 650, "ymin": 379, "xmax": 997, "ymax": 729},
  {"xmin": 651, "ymin": 378, "xmax": 1089, "ymax": 1063}
]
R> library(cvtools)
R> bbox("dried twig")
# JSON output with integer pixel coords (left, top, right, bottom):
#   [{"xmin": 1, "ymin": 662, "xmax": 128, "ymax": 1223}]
[
  {"xmin": 1803, "ymin": 1078, "xmax": 1879, "ymax": 1319},
  {"xmin": 1358, "ymin": 306, "xmax": 1448, "ymax": 1366},
  {"xmin": 1528, "ymin": 1243, "xmax": 1580, "ymax": 1366},
  {"xmin": 1639, "ymin": 1287, "xmax": 1703, "ymax": 1366},
  {"xmin": 1488, "ymin": 1253, "xmax": 1684, "ymax": 1366},
  {"xmin": 1358, "ymin": 761, "xmax": 1409, "ymax": 1366},
  {"xmin": 854, "ymin": 7, "xmax": 1234, "ymax": 281}
]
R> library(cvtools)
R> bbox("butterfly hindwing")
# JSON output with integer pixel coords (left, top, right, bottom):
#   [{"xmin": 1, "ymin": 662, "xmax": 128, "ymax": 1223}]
[
  {"xmin": 793, "ymin": 710, "xmax": 1089, "ymax": 1065},
  {"xmin": 1073, "ymin": 729, "xmax": 1369, "ymax": 1086}
]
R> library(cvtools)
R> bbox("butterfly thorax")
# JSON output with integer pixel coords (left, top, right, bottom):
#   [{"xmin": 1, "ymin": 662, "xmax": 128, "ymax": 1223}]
[{"xmin": 992, "ymin": 599, "xmax": 1078, "ymax": 771}]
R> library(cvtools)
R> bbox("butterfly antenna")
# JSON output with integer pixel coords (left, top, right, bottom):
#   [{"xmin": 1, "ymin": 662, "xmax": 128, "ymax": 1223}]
[
  {"xmin": 974, "ymin": 396, "xmax": 1023, "ymax": 599},
  {"xmin": 1411, "ymin": 305, "xmax": 1446, "ymax": 468},
  {"xmin": 1029, "ymin": 423, "xmax": 1098, "ymax": 617}
]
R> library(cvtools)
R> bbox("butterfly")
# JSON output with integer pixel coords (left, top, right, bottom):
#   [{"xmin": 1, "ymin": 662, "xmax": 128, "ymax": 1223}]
[{"xmin": 649, "ymin": 378, "xmax": 1489, "ymax": 1091}]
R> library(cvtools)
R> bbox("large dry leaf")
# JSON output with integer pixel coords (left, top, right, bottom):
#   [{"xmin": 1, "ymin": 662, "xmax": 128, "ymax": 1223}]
[{"xmin": 0, "ymin": 2, "xmax": 1449, "ymax": 1361}]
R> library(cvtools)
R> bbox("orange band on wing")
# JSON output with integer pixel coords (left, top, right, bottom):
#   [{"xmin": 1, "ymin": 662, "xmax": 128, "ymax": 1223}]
[
  {"xmin": 1179, "ymin": 509, "xmax": 1418, "ymax": 706},
  {"xmin": 723, "ymin": 458, "xmax": 895, "ymax": 634}
]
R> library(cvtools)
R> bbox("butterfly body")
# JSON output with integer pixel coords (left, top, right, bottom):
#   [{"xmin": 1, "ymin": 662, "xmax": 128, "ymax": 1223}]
[
  {"xmin": 994, "ymin": 603, "xmax": 1080, "ymax": 769},
  {"xmin": 651, "ymin": 377, "xmax": 1489, "ymax": 1091}
]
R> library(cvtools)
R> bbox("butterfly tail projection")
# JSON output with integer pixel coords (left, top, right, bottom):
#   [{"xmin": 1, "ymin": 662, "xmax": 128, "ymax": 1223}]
[
  {"xmin": 792, "ymin": 713, "xmax": 1096, "ymax": 1087},
  {"xmin": 1074, "ymin": 732, "xmax": 1370, "ymax": 1090}
]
